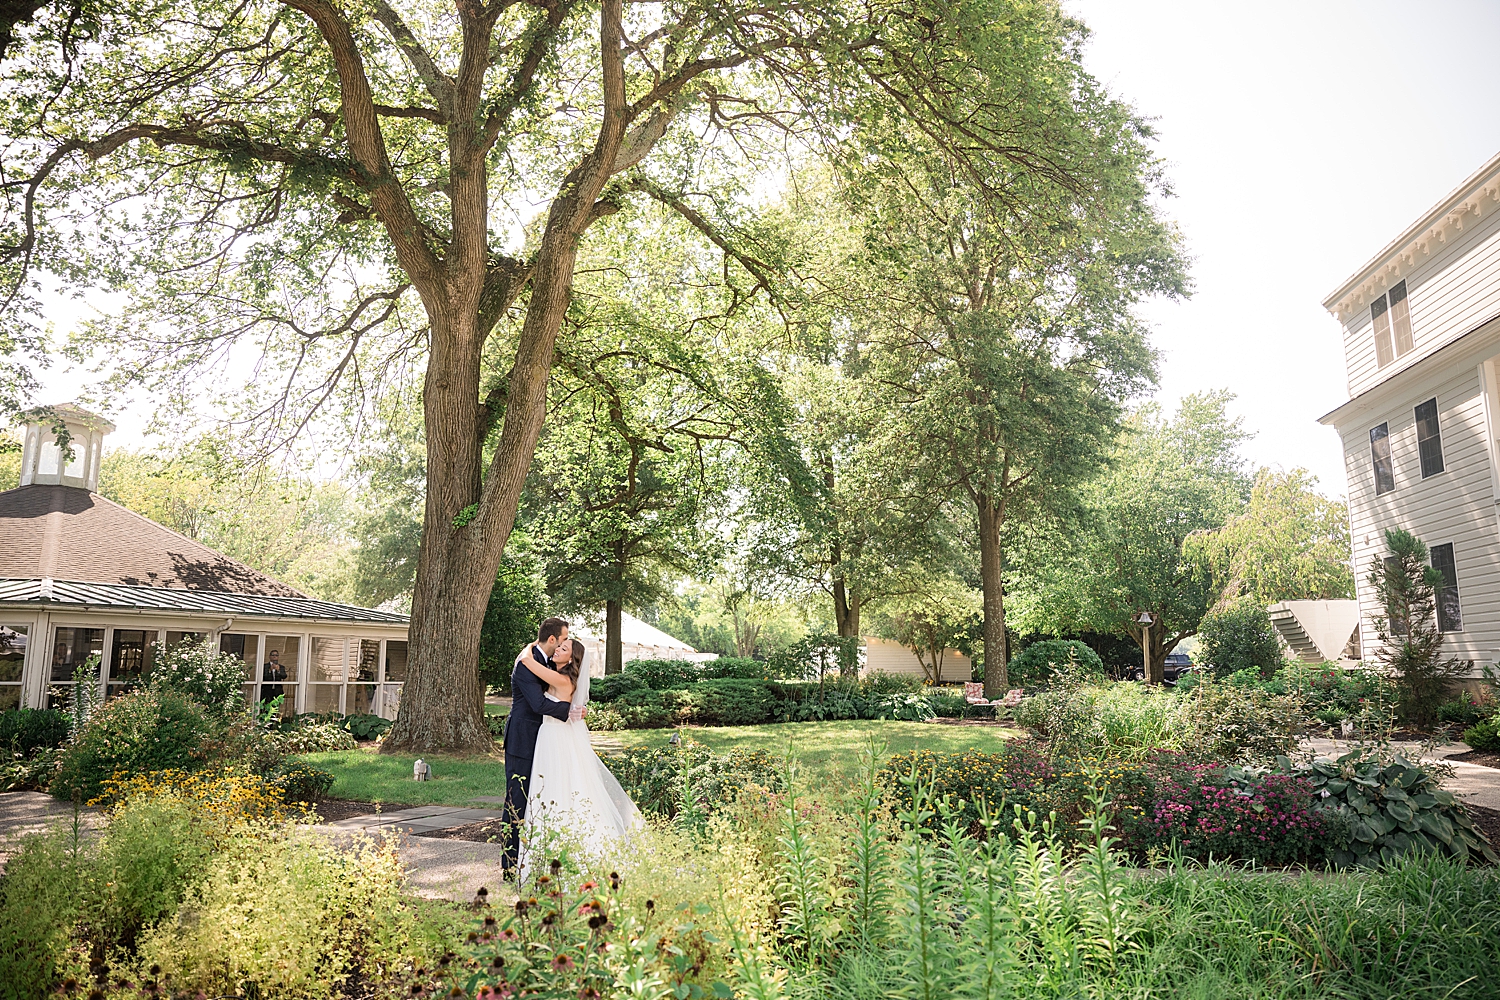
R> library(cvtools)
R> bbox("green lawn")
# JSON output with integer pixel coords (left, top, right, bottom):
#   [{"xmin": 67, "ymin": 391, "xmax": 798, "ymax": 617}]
[
  {"xmin": 608, "ymin": 720, "xmax": 1023, "ymax": 782},
  {"xmin": 302, "ymin": 719, "xmax": 1022, "ymax": 805},
  {"xmin": 299, "ymin": 748, "xmax": 511, "ymax": 807}
]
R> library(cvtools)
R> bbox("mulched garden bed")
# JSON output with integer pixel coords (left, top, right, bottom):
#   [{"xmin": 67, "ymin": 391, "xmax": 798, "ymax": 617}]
[
  {"xmin": 414, "ymin": 819, "xmax": 508, "ymax": 843},
  {"xmin": 310, "ymin": 799, "xmax": 396, "ymax": 823},
  {"xmin": 1467, "ymin": 803, "xmax": 1500, "ymax": 848},
  {"xmin": 1448, "ymin": 749, "xmax": 1500, "ymax": 770}
]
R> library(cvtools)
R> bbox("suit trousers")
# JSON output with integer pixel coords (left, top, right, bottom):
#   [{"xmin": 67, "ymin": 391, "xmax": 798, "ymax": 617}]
[{"xmin": 501, "ymin": 754, "xmax": 530, "ymax": 875}]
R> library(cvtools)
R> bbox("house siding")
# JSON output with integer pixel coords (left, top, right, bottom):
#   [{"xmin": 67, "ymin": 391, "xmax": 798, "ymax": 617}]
[
  {"xmin": 862, "ymin": 636, "xmax": 972, "ymax": 683},
  {"xmin": 1343, "ymin": 199, "xmax": 1500, "ymax": 398},
  {"xmin": 1341, "ymin": 361, "xmax": 1500, "ymax": 671}
]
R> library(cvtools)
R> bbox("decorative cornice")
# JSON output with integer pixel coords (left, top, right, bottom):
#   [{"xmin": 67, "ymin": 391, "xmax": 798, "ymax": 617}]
[{"xmin": 1323, "ymin": 150, "xmax": 1500, "ymax": 322}]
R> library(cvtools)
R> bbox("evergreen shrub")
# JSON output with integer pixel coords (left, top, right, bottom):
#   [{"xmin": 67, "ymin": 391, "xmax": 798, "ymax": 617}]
[
  {"xmin": 623, "ymin": 658, "xmax": 702, "ymax": 690},
  {"xmin": 668, "ymin": 678, "xmax": 775, "ymax": 726}
]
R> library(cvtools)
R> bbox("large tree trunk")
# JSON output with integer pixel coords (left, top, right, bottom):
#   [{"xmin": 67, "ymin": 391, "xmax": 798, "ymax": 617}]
[
  {"xmin": 977, "ymin": 489, "xmax": 1009, "ymax": 697},
  {"xmin": 605, "ymin": 598, "xmax": 623, "ymax": 675}
]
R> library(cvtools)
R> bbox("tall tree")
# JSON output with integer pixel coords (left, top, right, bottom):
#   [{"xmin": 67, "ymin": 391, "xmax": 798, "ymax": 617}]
[
  {"xmin": 1186, "ymin": 467, "xmax": 1354, "ymax": 606},
  {"xmin": 842, "ymin": 138, "xmax": 1185, "ymax": 693},
  {"xmin": 2, "ymin": 0, "xmax": 1183, "ymax": 750},
  {"xmin": 1014, "ymin": 393, "xmax": 1251, "ymax": 683}
]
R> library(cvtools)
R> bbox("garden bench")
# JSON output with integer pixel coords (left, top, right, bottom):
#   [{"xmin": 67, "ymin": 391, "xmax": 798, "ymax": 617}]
[{"xmin": 964, "ymin": 683, "xmax": 1023, "ymax": 718}]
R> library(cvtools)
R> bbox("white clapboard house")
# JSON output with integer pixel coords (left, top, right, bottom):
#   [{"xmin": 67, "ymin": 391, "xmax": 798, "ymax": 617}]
[{"xmin": 1319, "ymin": 150, "xmax": 1500, "ymax": 671}]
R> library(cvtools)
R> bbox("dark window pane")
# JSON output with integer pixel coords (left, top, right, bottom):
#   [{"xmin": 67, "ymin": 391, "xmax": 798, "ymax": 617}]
[
  {"xmin": 51, "ymin": 627, "xmax": 104, "ymax": 682},
  {"xmin": 108, "ymin": 629, "xmax": 156, "ymax": 696},
  {"xmin": 1389, "ymin": 280, "xmax": 1408, "ymax": 306},
  {"xmin": 1431, "ymin": 543, "xmax": 1462, "ymax": 632},
  {"xmin": 1370, "ymin": 423, "xmax": 1395, "ymax": 494},
  {"xmin": 1415, "ymin": 398, "xmax": 1444, "ymax": 477},
  {"xmin": 0, "ymin": 625, "xmax": 26, "ymax": 684}
]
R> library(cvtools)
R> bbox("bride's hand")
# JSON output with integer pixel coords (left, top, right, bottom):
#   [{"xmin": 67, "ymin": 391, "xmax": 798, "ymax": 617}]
[{"xmin": 568, "ymin": 705, "xmax": 586, "ymax": 722}]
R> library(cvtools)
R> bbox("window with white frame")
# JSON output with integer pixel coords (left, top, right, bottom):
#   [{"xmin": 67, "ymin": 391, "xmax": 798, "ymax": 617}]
[
  {"xmin": 1414, "ymin": 397, "xmax": 1444, "ymax": 478},
  {"xmin": 1371, "ymin": 280, "xmax": 1415, "ymax": 368},
  {"xmin": 48, "ymin": 626, "xmax": 104, "ymax": 710},
  {"xmin": 1430, "ymin": 543, "xmax": 1462, "ymax": 632},
  {"xmin": 0, "ymin": 625, "xmax": 27, "ymax": 711},
  {"xmin": 1370, "ymin": 422, "xmax": 1395, "ymax": 495}
]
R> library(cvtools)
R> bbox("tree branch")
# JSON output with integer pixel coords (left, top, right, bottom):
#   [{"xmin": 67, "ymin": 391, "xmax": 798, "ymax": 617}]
[{"xmin": 371, "ymin": 0, "xmax": 455, "ymax": 114}]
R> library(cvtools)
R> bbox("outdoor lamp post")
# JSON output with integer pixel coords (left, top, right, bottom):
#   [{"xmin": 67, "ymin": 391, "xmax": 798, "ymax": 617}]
[{"xmin": 1134, "ymin": 612, "xmax": 1156, "ymax": 684}]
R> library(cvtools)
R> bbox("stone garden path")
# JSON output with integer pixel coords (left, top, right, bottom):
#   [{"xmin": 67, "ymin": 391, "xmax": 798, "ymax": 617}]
[{"xmin": 0, "ymin": 791, "xmax": 101, "ymax": 866}]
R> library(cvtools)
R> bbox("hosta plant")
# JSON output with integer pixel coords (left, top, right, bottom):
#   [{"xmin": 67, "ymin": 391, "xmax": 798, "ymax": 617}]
[{"xmin": 1279, "ymin": 752, "xmax": 1497, "ymax": 867}]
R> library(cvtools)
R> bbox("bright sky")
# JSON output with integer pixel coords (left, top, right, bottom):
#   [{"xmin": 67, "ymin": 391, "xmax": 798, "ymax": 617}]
[
  {"xmin": 1066, "ymin": 0, "xmax": 1500, "ymax": 496},
  {"xmin": 27, "ymin": 1, "xmax": 1500, "ymax": 498}
]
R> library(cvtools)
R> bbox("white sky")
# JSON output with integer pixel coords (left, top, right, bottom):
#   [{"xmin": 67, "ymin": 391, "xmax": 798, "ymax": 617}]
[
  {"xmin": 27, "ymin": 1, "xmax": 1500, "ymax": 498},
  {"xmin": 1065, "ymin": 0, "xmax": 1500, "ymax": 496}
]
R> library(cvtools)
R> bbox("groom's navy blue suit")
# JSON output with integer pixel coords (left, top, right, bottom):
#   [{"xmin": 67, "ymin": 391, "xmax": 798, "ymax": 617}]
[{"xmin": 502, "ymin": 643, "xmax": 572, "ymax": 873}]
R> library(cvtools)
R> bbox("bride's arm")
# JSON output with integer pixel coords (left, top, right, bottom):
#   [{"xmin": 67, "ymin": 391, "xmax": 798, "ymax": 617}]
[{"xmin": 523, "ymin": 658, "xmax": 571, "ymax": 688}]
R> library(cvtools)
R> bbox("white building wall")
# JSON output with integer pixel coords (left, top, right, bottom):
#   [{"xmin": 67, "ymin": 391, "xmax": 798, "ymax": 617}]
[
  {"xmin": 1340, "ymin": 180, "xmax": 1500, "ymax": 397},
  {"xmin": 862, "ymin": 636, "xmax": 972, "ymax": 683},
  {"xmin": 1340, "ymin": 359, "xmax": 1500, "ymax": 671}
]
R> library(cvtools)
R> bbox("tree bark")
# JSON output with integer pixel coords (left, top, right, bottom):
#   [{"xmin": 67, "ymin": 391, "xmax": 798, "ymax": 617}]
[
  {"xmin": 977, "ymin": 489, "xmax": 1009, "ymax": 697},
  {"xmin": 605, "ymin": 598, "xmax": 623, "ymax": 675}
]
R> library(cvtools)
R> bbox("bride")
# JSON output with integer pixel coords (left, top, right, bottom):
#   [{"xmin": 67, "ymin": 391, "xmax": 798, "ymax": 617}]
[{"xmin": 517, "ymin": 637, "xmax": 641, "ymax": 877}]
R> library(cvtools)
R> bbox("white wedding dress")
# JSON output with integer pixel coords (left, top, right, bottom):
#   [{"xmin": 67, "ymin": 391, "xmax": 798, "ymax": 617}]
[{"xmin": 519, "ymin": 663, "xmax": 642, "ymax": 879}]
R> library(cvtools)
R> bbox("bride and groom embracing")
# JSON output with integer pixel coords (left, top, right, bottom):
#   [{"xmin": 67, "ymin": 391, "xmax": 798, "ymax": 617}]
[{"xmin": 501, "ymin": 616, "xmax": 641, "ymax": 880}]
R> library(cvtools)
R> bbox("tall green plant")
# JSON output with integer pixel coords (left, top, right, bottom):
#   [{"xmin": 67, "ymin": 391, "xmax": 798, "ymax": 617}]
[{"xmin": 1367, "ymin": 529, "xmax": 1465, "ymax": 727}]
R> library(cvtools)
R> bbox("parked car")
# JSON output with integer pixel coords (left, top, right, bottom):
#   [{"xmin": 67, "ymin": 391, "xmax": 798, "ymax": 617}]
[{"xmin": 1126, "ymin": 652, "xmax": 1198, "ymax": 685}]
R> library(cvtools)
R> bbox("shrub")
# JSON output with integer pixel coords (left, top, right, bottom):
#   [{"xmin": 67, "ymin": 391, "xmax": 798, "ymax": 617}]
[
  {"xmin": 586, "ymin": 706, "xmax": 626, "ymax": 731},
  {"xmin": 700, "ymin": 656, "xmax": 766, "ymax": 680},
  {"xmin": 1150, "ymin": 763, "xmax": 1325, "ymax": 865},
  {"xmin": 613, "ymin": 688, "xmax": 675, "ymax": 729},
  {"xmin": 485, "ymin": 712, "xmax": 507, "ymax": 739},
  {"xmin": 0, "ymin": 826, "xmax": 83, "ymax": 999},
  {"xmin": 669, "ymin": 678, "xmax": 775, "ymax": 726},
  {"xmin": 1463, "ymin": 718, "xmax": 1500, "ymax": 751},
  {"xmin": 879, "ymin": 743, "xmax": 1054, "ymax": 834},
  {"xmin": 148, "ymin": 636, "xmax": 246, "ymax": 713},
  {"xmin": 0, "ymin": 745, "xmax": 62, "ymax": 792},
  {"xmin": 590, "ymin": 671, "xmax": 648, "ymax": 703},
  {"xmin": 924, "ymin": 691, "xmax": 968, "ymax": 718},
  {"xmin": 877, "ymin": 691, "xmax": 936, "ymax": 721},
  {"xmin": 272, "ymin": 760, "xmax": 336, "ymax": 802},
  {"xmin": 624, "ymin": 658, "xmax": 702, "ymax": 690},
  {"xmin": 341, "ymin": 712, "xmax": 392, "ymax": 740},
  {"xmin": 1284, "ymin": 751, "xmax": 1497, "ymax": 867},
  {"xmin": 604, "ymin": 740, "xmax": 783, "ymax": 818},
  {"xmin": 1439, "ymin": 692, "xmax": 1489, "ymax": 729},
  {"xmin": 95, "ymin": 766, "xmax": 301, "ymax": 828},
  {"xmin": 85, "ymin": 795, "xmax": 215, "ymax": 951},
  {"xmin": 1015, "ymin": 682, "xmax": 1199, "ymax": 760},
  {"xmin": 135, "ymin": 830, "xmax": 414, "ymax": 997},
  {"xmin": 0, "ymin": 708, "xmax": 70, "ymax": 756},
  {"xmin": 51, "ymin": 690, "xmax": 223, "ymax": 802},
  {"xmin": 1194, "ymin": 599, "xmax": 1285, "ymax": 677},
  {"xmin": 277, "ymin": 720, "xmax": 358, "ymax": 753},
  {"xmin": 1008, "ymin": 640, "xmax": 1106, "ymax": 687},
  {"xmin": 1186, "ymin": 677, "xmax": 1303, "ymax": 764},
  {"xmin": 861, "ymin": 671, "xmax": 926, "ymax": 696}
]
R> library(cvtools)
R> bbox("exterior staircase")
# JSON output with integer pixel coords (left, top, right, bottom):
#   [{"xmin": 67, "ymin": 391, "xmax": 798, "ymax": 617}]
[
  {"xmin": 1269, "ymin": 605, "xmax": 1324, "ymax": 662},
  {"xmin": 1267, "ymin": 600, "xmax": 1362, "ymax": 664}
]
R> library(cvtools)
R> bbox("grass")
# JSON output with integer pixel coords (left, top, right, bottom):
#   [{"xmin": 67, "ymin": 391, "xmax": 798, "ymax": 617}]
[
  {"xmin": 298, "ymin": 747, "xmax": 510, "ymax": 807},
  {"xmin": 303, "ymin": 719, "xmax": 1022, "ymax": 804},
  {"xmin": 607, "ymin": 719, "xmax": 1023, "ymax": 782}
]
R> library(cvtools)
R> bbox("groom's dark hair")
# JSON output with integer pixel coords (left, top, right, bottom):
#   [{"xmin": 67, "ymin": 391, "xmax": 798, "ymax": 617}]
[{"xmin": 538, "ymin": 617, "xmax": 569, "ymax": 643}]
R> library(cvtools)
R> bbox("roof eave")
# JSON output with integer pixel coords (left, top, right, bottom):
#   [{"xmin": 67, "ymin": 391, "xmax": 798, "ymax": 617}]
[{"xmin": 1322, "ymin": 150, "xmax": 1500, "ymax": 313}]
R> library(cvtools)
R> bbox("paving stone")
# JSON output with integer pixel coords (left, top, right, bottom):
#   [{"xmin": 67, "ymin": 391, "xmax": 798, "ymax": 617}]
[{"xmin": 0, "ymin": 791, "xmax": 103, "ymax": 868}]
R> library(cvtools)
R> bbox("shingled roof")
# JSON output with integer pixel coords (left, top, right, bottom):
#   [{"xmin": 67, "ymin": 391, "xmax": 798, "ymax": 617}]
[{"xmin": 0, "ymin": 484, "xmax": 306, "ymax": 598}]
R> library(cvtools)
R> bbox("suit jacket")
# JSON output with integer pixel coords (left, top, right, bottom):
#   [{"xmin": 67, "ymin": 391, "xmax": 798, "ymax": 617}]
[{"xmin": 504, "ymin": 644, "xmax": 571, "ymax": 762}]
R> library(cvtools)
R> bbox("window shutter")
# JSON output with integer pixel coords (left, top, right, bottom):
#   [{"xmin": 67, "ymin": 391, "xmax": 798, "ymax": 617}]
[
  {"xmin": 1371, "ymin": 295, "xmax": 1394, "ymax": 367},
  {"xmin": 1389, "ymin": 280, "xmax": 1414, "ymax": 357}
]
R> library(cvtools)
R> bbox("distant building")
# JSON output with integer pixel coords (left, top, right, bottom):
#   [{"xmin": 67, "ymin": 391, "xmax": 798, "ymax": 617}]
[
  {"xmin": 861, "ymin": 636, "xmax": 973, "ymax": 684},
  {"xmin": 0, "ymin": 405, "xmax": 409, "ymax": 716},
  {"xmin": 1319, "ymin": 151, "xmax": 1500, "ymax": 670},
  {"xmin": 568, "ymin": 613, "xmax": 714, "ymax": 672}
]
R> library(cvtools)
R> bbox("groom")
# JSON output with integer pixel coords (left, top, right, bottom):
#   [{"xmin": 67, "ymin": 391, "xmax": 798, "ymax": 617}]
[{"xmin": 501, "ymin": 616, "xmax": 584, "ymax": 876}]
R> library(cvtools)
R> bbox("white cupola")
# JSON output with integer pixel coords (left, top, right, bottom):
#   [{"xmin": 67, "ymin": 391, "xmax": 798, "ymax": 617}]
[{"xmin": 17, "ymin": 403, "xmax": 114, "ymax": 492}]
